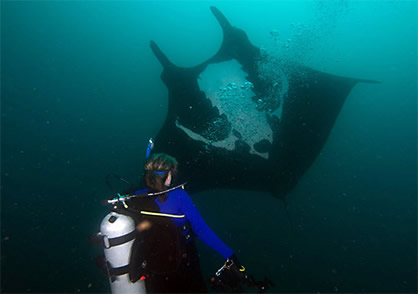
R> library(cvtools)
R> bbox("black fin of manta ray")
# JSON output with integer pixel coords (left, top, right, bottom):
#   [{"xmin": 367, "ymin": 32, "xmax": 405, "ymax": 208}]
[
  {"xmin": 149, "ymin": 40, "xmax": 206, "ymax": 80},
  {"xmin": 270, "ymin": 67, "xmax": 379, "ymax": 199},
  {"xmin": 149, "ymin": 30, "xmax": 228, "ymax": 140},
  {"xmin": 210, "ymin": 6, "xmax": 232, "ymax": 31},
  {"xmin": 150, "ymin": 6, "xmax": 261, "ymax": 73},
  {"xmin": 150, "ymin": 40, "xmax": 174, "ymax": 70},
  {"xmin": 209, "ymin": 6, "xmax": 259, "ymax": 72},
  {"xmin": 150, "ymin": 40, "xmax": 204, "ymax": 74}
]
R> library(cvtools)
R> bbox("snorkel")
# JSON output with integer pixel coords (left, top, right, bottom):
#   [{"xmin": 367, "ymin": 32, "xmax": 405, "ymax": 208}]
[
  {"xmin": 145, "ymin": 138, "xmax": 172, "ymax": 177},
  {"xmin": 145, "ymin": 138, "xmax": 154, "ymax": 159}
]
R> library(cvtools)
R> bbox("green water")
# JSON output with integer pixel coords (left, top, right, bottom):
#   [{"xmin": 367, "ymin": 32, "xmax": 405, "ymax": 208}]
[{"xmin": 1, "ymin": 1, "xmax": 417, "ymax": 293}]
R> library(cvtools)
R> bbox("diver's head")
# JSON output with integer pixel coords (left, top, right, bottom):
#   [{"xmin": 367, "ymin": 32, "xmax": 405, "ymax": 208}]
[{"xmin": 144, "ymin": 153, "xmax": 178, "ymax": 192}]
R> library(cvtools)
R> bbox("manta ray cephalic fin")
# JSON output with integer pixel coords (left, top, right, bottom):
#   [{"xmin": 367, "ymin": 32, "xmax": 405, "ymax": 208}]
[{"xmin": 150, "ymin": 40, "xmax": 174, "ymax": 70}]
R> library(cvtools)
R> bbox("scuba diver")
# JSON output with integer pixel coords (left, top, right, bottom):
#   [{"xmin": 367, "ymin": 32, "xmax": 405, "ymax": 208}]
[
  {"xmin": 92, "ymin": 140, "xmax": 273, "ymax": 293},
  {"xmin": 127, "ymin": 152, "xmax": 241, "ymax": 293}
]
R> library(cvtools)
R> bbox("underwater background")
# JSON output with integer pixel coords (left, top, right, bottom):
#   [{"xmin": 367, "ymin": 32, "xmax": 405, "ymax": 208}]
[{"xmin": 1, "ymin": 0, "xmax": 416, "ymax": 293}]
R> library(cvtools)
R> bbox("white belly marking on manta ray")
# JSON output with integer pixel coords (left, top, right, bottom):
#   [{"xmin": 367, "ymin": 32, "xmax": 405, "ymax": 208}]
[{"xmin": 176, "ymin": 59, "xmax": 273, "ymax": 159}]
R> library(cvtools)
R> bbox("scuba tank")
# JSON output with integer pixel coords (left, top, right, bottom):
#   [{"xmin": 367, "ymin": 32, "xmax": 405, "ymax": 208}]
[
  {"xmin": 91, "ymin": 139, "xmax": 179, "ymax": 293},
  {"xmin": 91, "ymin": 174, "xmax": 146, "ymax": 293},
  {"xmin": 99, "ymin": 212, "xmax": 146, "ymax": 294},
  {"xmin": 92, "ymin": 173, "xmax": 188, "ymax": 294}
]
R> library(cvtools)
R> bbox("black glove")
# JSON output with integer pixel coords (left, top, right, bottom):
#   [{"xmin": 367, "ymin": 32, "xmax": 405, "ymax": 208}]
[
  {"xmin": 228, "ymin": 254, "xmax": 246, "ymax": 282},
  {"xmin": 210, "ymin": 254, "xmax": 274, "ymax": 293},
  {"xmin": 211, "ymin": 254, "xmax": 246, "ymax": 292}
]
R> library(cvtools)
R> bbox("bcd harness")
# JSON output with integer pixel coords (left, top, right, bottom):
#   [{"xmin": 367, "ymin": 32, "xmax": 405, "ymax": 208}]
[{"xmin": 93, "ymin": 195, "xmax": 193, "ymax": 283}]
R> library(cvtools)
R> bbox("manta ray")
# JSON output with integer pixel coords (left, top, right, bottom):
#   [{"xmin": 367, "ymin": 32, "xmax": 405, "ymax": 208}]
[{"xmin": 148, "ymin": 6, "xmax": 376, "ymax": 199}]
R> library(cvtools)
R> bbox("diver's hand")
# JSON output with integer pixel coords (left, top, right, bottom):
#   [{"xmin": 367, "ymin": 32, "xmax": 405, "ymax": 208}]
[
  {"xmin": 229, "ymin": 254, "xmax": 246, "ymax": 279},
  {"xmin": 211, "ymin": 255, "xmax": 273, "ymax": 293},
  {"xmin": 229, "ymin": 254, "xmax": 244, "ymax": 271},
  {"xmin": 220, "ymin": 254, "xmax": 246, "ymax": 292}
]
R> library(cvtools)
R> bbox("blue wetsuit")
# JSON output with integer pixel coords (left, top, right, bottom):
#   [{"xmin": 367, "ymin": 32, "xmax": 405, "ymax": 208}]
[{"xmin": 135, "ymin": 187, "xmax": 233, "ymax": 259}]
